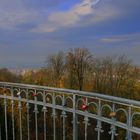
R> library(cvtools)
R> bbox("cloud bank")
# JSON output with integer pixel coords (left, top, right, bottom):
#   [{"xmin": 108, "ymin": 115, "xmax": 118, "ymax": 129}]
[
  {"xmin": 33, "ymin": 0, "xmax": 119, "ymax": 33},
  {"xmin": 0, "ymin": 0, "xmax": 119, "ymax": 33},
  {"xmin": 0, "ymin": 0, "xmax": 140, "ymax": 67}
]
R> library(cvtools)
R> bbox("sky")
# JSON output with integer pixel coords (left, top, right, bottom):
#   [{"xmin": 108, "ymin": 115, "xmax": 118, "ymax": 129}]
[{"xmin": 0, "ymin": 0, "xmax": 140, "ymax": 68}]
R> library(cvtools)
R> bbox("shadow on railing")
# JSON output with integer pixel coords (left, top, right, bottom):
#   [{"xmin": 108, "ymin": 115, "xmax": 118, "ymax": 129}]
[{"xmin": 0, "ymin": 82, "xmax": 140, "ymax": 140}]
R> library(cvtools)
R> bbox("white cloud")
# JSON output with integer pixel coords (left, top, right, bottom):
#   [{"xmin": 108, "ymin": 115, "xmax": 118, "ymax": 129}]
[
  {"xmin": 101, "ymin": 33, "xmax": 140, "ymax": 43},
  {"xmin": 33, "ymin": 0, "xmax": 120, "ymax": 33},
  {"xmin": 0, "ymin": 0, "xmax": 120, "ymax": 33},
  {"xmin": 101, "ymin": 38, "xmax": 126, "ymax": 43},
  {"xmin": 32, "ymin": 0, "xmax": 93, "ymax": 32}
]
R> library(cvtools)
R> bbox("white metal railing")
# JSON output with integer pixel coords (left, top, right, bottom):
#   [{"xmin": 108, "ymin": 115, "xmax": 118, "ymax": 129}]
[{"xmin": 0, "ymin": 82, "xmax": 140, "ymax": 140}]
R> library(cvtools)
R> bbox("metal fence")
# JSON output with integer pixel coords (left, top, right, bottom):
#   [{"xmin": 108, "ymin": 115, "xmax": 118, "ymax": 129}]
[{"xmin": 0, "ymin": 82, "xmax": 140, "ymax": 140}]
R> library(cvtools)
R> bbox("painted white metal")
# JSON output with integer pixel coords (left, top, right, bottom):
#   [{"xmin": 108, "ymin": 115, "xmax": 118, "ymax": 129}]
[{"xmin": 0, "ymin": 82, "xmax": 140, "ymax": 140}]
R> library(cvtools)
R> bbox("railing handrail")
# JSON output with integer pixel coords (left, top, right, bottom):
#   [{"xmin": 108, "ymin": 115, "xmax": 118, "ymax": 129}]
[{"xmin": 0, "ymin": 82, "xmax": 140, "ymax": 107}]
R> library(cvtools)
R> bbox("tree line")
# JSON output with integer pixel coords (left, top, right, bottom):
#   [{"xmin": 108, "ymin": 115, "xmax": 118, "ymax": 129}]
[{"xmin": 0, "ymin": 48, "xmax": 140, "ymax": 100}]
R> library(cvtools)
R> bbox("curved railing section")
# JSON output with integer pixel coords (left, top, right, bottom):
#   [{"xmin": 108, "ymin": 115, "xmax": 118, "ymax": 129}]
[{"xmin": 0, "ymin": 82, "xmax": 140, "ymax": 140}]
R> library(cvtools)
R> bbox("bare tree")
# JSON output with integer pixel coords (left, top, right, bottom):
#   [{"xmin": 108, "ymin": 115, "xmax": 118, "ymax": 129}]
[
  {"xmin": 92, "ymin": 55, "xmax": 138, "ymax": 98},
  {"xmin": 46, "ymin": 51, "xmax": 65, "ymax": 87},
  {"xmin": 66, "ymin": 48, "xmax": 93, "ymax": 91}
]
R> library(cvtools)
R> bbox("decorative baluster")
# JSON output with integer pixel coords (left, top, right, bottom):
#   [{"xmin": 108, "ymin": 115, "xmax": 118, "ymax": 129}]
[
  {"xmin": 72, "ymin": 94, "xmax": 78, "ymax": 140},
  {"xmin": 61, "ymin": 95, "xmax": 67, "ymax": 140},
  {"xmin": 42, "ymin": 106, "xmax": 47, "ymax": 140},
  {"xmin": 126, "ymin": 106, "xmax": 132, "ymax": 140},
  {"xmin": 109, "ymin": 125, "xmax": 118, "ymax": 140},
  {"xmin": 33, "ymin": 91, "xmax": 38, "ymax": 140},
  {"xmin": 95, "ymin": 99, "xmax": 104, "ymax": 140},
  {"xmin": 17, "ymin": 91, "xmax": 22, "ymax": 140},
  {"xmin": 42, "ymin": 92, "xmax": 47, "ymax": 140},
  {"xmin": 52, "ymin": 93, "xmax": 57, "ymax": 140},
  {"xmin": 26, "ymin": 102, "xmax": 30, "ymax": 140},
  {"xmin": 83, "ymin": 116, "xmax": 90, "ymax": 140},
  {"xmin": 26, "ymin": 89, "xmax": 30, "ymax": 140},
  {"xmin": 11, "ymin": 88, "xmax": 15, "ymax": 140},
  {"xmin": 108, "ymin": 103, "xmax": 118, "ymax": 140},
  {"xmin": 4, "ymin": 93, "xmax": 8, "ymax": 140},
  {"xmin": 83, "ymin": 98, "xmax": 89, "ymax": 140},
  {"xmin": 61, "ymin": 110, "xmax": 67, "ymax": 140}
]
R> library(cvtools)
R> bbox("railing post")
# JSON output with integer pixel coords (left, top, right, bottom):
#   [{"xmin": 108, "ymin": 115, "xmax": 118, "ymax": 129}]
[
  {"xmin": 109, "ymin": 103, "xmax": 118, "ymax": 140},
  {"xmin": 33, "ymin": 90, "xmax": 38, "ymax": 140},
  {"xmin": 11, "ymin": 88, "xmax": 15, "ymax": 140},
  {"xmin": 61, "ymin": 94, "xmax": 67, "ymax": 140},
  {"xmin": 18, "ymin": 90, "xmax": 22, "ymax": 140},
  {"xmin": 95, "ymin": 99, "xmax": 103, "ymax": 140},
  {"xmin": 84, "ymin": 116, "xmax": 89, "ymax": 140},
  {"xmin": 52, "ymin": 92, "xmax": 56, "ymax": 140},
  {"xmin": 126, "ymin": 106, "xmax": 132, "ymax": 140},
  {"xmin": 26, "ymin": 89, "xmax": 30, "ymax": 140},
  {"xmin": 73, "ymin": 94, "xmax": 78, "ymax": 140},
  {"xmin": 26, "ymin": 102, "xmax": 30, "ymax": 140},
  {"xmin": 83, "ymin": 98, "xmax": 89, "ymax": 140},
  {"xmin": 4, "ymin": 93, "xmax": 8, "ymax": 140},
  {"xmin": 42, "ymin": 91, "xmax": 47, "ymax": 140},
  {"xmin": 61, "ymin": 110, "xmax": 67, "ymax": 140}
]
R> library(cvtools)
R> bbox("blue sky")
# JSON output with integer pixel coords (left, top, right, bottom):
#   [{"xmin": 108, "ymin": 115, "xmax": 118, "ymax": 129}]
[{"xmin": 0, "ymin": 0, "xmax": 140, "ymax": 68}]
